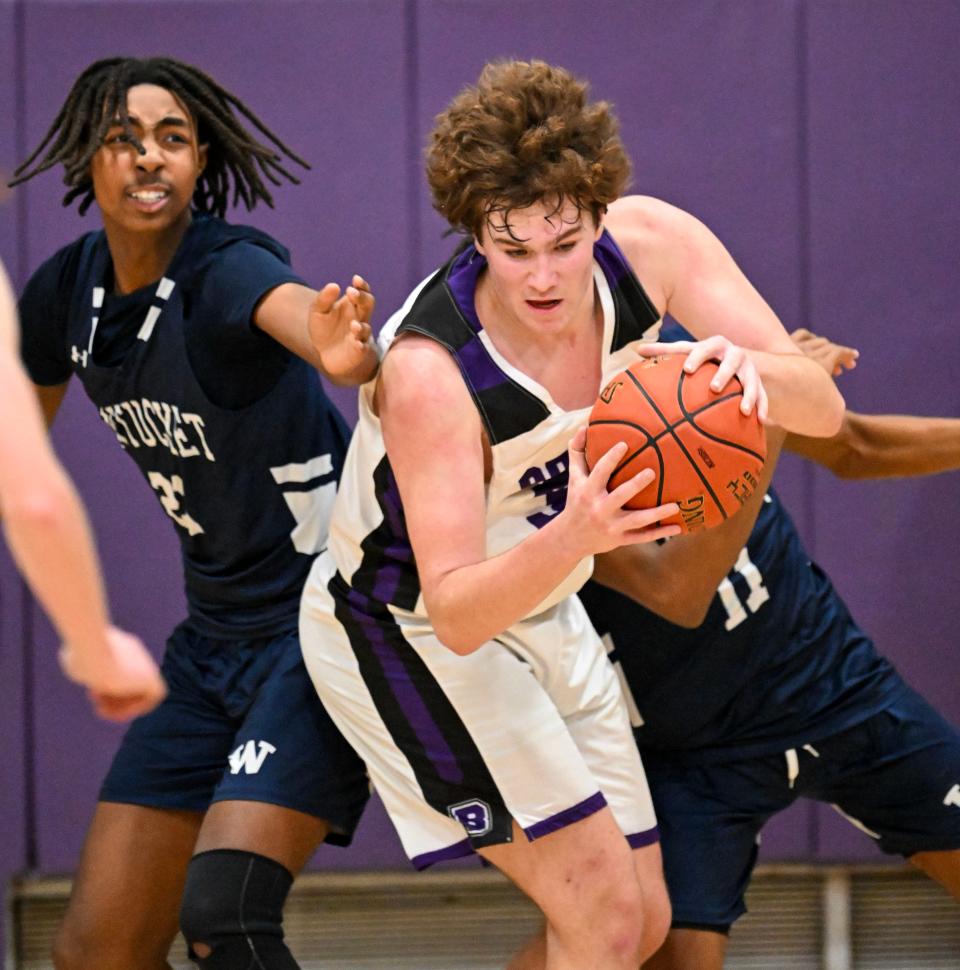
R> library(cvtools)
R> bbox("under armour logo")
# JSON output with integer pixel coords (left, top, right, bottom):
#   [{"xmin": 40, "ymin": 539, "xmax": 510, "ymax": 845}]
[
  {"xmin": 944, "ymin": 784, "xmax": 960, "ymax": 808},
  {"xmin": 70, "ymin": 345, "xmax": 89, "ymax": 368},
  {"xmin": 448, "ymin": 798, "xmax": 493, "ymax": 836},
  {"xmin": 228, "ymin": 740, "xmax": 277, "ymax": 775}
]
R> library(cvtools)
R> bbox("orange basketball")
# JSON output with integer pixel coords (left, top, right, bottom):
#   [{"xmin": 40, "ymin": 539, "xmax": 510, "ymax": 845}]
[{"xmin": 586, "ymin": 355, "xmax": 766, "ymax": 533}]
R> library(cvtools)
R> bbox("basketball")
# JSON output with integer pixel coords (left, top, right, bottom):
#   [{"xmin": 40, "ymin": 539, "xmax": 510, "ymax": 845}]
[{"xmin": 586, "ymin": 355, "xmax": 767, "ymax": 533}]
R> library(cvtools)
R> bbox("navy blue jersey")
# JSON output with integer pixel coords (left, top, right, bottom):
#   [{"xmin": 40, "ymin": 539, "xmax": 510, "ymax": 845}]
[
  {"xmin": 580, "ymin": 490, "xmax": 905, "ymax": 762},
  {"xmin": 19, "ymin": 215, "xmax": 349, "ymax": 638}
]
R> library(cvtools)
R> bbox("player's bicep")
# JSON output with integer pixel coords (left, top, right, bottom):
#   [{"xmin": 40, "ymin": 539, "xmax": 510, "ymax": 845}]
[
  {"xmin": 659, "ymin": 208, "xmax": 799, "ymax": 355},
  {"xmin": 379, "ymin": 338, "xmax": 486, "ymax": 599}
]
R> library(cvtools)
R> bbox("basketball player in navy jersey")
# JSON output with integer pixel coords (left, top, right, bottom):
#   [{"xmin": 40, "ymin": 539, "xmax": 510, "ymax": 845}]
[
  {"xmin": 298, "ymin": 60, "xmax": 843, "ymax": 969},
  {"xmin": 11, "ymin": 57, "xmax": 376, "ymax": 970},
  {"xmin": 0, "ymin": 257, "xmax": 165, "ymax": 720},
  {"xmin": 579, "ymin": 323, "xmax": 960, "ymax": 970}
]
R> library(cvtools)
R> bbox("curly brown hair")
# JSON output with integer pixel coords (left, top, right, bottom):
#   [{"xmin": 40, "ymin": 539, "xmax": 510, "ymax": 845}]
[{"xmin": 426, "ymin": 60, "xmax": 631, "ymax": 238}]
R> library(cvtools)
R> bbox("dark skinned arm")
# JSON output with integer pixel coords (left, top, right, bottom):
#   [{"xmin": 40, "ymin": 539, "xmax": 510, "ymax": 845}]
[{"xmin": 593, "ymin": 430, "xmax": 785, "ymax": 628}]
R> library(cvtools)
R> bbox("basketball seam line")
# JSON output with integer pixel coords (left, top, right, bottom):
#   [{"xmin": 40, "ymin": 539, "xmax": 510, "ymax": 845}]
[
  {"xmin": 623, "ymin": 369, "xmax": 727, "ymax": 520},
  {"xmin": 677, "ymin": 385, "xmax": 766, "ymax": 463}
]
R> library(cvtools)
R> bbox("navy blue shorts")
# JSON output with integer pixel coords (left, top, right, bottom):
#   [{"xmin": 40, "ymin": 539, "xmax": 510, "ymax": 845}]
[
  {"xmin": 100, "ymin": 621, "xmax": 369, "ymax": 845},
  {"xmin": 644, "ymin": 685, "xmax": 960, "ymax": 930}
]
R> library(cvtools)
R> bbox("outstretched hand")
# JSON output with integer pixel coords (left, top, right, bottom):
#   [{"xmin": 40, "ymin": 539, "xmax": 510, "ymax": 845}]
[
  {"xmin": 59, "ymin": 626, "xmax": 167, "ymax": 722},
  {"xmin": 638, "ymin": 336, "xmax": 769, "ymax": 422},
  {"xmin": 560, "ymin": 427, "xmax": 681, "ymax": 557},
  {"xmin": 790, "ymin": 328, "xmax": 859, "ymax": 377},
  {"xmin": 308, "ymin": 274, "xmax": 379, "ymax": 385}
]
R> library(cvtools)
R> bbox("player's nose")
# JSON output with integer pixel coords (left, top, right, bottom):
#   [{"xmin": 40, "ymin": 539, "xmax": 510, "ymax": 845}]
[
  {"xmin": 135, "ymin": 138, "xmax": 164, "ymax": 170},
  {"xmin": 528, "ymin": 255, "xmax": 558, "ymax": 292}
]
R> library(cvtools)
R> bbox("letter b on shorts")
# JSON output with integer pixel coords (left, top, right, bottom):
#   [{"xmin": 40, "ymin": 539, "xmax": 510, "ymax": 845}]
[{"xmin": 448, "ymin": 798, "xmax": 493, "ymax": 836}]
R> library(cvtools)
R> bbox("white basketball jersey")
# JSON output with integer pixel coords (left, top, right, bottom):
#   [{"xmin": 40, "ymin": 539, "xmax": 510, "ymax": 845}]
[{"xmin": 325, "ymin": 233, "xmax": 662, "ymax": 621}]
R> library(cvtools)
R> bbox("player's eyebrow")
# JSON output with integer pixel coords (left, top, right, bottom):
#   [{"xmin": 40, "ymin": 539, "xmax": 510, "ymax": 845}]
[
  {"xmin": 108, "ymin": 114, "xmax": 190, "ymax": 130},
  {"xmin": 490, "ymin": 225, "xmax": 583, "ymax": 248}
]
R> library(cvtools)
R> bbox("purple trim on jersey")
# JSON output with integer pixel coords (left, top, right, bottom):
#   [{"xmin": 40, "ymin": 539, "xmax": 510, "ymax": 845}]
[
  {"xmin": 371, "ymin": 562, "xmax": 405, "ymax": 606},
  {"xmin": 524, "ymin": 791, "xmax": 608, "ymax": 842},
  {"xmin": 456, "ymin": 333, "xmax": 513, "ymax": 394},
  {"xmin": 372, "ymin": 466, "xmax": 414, "ymax": 603},
  {"xmin": 443, "ymin": 247, "xmax": 510, "ymax": 393},
  {"xmin": 627, "ymin": 825, "xmax": 661, "ymax": 849},
  {"xmin": 345, "ymin": 590, "xmax": 463, "ymax": 786},
  {"xmin": 445, "ymin": 247, "xmax": 484, "ymax": 332},
  {"xmin": 411, "ymin": 836, "xmax": 473, "ymax": 870},
  {"xmin": 379, "ymin": 464, "xmax": 409, "ymax": 540},
  {"xmin": 593, "ymin": 230, "xmax": 635, "ymax": 288}
]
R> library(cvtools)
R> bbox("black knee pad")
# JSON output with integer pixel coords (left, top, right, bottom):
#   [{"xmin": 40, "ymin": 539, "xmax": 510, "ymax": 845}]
[{"xmin": 180, "ymin": 849, "xmax": 299, "ymax": 970}]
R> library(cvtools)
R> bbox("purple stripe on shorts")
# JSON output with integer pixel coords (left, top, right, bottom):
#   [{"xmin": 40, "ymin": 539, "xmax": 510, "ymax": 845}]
[
  {"xmin": 346, "ymin": 603, "xmax": 463, "ymax": 786},
  {"xmin": 411, "ymin": 836, "xmax": 474, "ymax": 871},
  {"xmin": 626, "ymin": 825, "xmax": 661, "ymax": 849},
  {"xmin": 524, "ymin": 791, "xmax": 608, "ymax": 842}
]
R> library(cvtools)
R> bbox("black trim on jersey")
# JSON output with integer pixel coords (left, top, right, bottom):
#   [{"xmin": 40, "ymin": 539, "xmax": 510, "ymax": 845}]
[
  {"xmin": 607, "ymin": 266, "xmax": 661, "ymax": 353},
  {"xmin": 330, "ymin": 576, "xmax": 513, "ymax": 849},
  {"xmin": 396, "ymin": 263, "xmax": 550, "ymax": 445},
  {"xmin": 350, "ymin": 455, "xmax": 421, "ymax": 612}
]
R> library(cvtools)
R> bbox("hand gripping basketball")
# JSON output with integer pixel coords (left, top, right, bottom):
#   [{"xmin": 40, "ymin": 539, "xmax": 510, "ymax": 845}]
[{"xmin": 586, "ymin": 354, "xmax": 767, "ymax": 533}]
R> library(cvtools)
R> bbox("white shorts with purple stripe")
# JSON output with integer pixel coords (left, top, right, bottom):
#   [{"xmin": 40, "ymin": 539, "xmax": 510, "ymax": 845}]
[{"xmin": 300, "ymin": 552, "xmax": 658, "ymax": 869}]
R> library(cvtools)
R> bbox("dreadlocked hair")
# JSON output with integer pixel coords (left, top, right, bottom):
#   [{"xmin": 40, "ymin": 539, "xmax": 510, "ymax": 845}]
[{"xmin": 9, "ymin": 56, "xmax": 309, "ymax": 216}]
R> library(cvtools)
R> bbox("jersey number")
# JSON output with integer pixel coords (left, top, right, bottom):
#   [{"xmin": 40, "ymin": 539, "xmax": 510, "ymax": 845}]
[
  {"xmin": 717, "ymin": 547, "xmax": 770, "ymax": 631},
  {"xmin": 147, "ymin": 471, "xmax": 205, "ymax": 536},
  {"xmin": 147, "ymin": 456, "xmax": 336, "ymax": 552}
]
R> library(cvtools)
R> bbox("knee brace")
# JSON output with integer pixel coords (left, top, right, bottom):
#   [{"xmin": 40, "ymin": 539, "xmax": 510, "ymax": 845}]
[{"xmin": 180, "ymin": 849, "xmax": 299, "ymax": 970}]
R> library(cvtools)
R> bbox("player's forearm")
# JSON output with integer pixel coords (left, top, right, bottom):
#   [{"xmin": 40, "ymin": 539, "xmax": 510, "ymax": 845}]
[
  {"xmin": 256, "ymin": 282, "xmax": 378, "ymax": 385},
  {"xmin": 0, "ymin": 366, "xmax": 112, "ymax": 655},
  {"xmin": 752, "ymin": 351, "xmax": 845, "ymax": 437},
  {"xmin": 424, "ymin": 523, "xmax": 587, "ymax": 655},
  {"xmin": 787, "ymin": 411, "xmax": 960, "ymax": 479},
  {"xmin": 3, "ymin": 471, "xmax": 112, "ymax": 655}
]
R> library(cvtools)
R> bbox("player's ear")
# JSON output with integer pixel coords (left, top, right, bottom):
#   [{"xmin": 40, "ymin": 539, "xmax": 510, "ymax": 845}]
[{"xmin": 197, "ymin": 143, "xmax": 208, "ymax": 175}]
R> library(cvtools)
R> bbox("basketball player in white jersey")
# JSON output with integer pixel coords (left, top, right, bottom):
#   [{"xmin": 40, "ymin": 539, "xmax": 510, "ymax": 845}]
[
  {"xmin": 0, "ymin": 257, "xmax": 165, "ymax": 720},
  {"xmin": 299, "ymin": 60, "xmax": 844, "ymax": 969}
]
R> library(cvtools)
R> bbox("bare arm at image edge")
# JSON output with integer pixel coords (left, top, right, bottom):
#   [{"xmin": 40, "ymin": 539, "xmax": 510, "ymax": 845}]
[{"xmin": 0, "ymin": 262, "xmax": 165, "ymax": 720}]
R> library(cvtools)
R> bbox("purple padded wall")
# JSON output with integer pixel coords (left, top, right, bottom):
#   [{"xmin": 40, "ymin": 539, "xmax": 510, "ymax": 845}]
[
  {"xmin": 11, "ymin": 0, "xmax": 960, "ymax": 884},
  {"xmin": 1, "ymin": 2, "xmax": 29, "ymax": 960},
  {"xmin": 0, "ymin": 0, "xmax": 17, "ymax": 269},
  {"xmin": 414, "ymin": 0, "xmax": 814, "ymax": 861},
  {"xmin": 804, "ymin": 1, "xmax": 960, "ymax": 861},
  {"xmin": 19, "ymin": 0, "xmax": 411, "ymax": 872}
]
